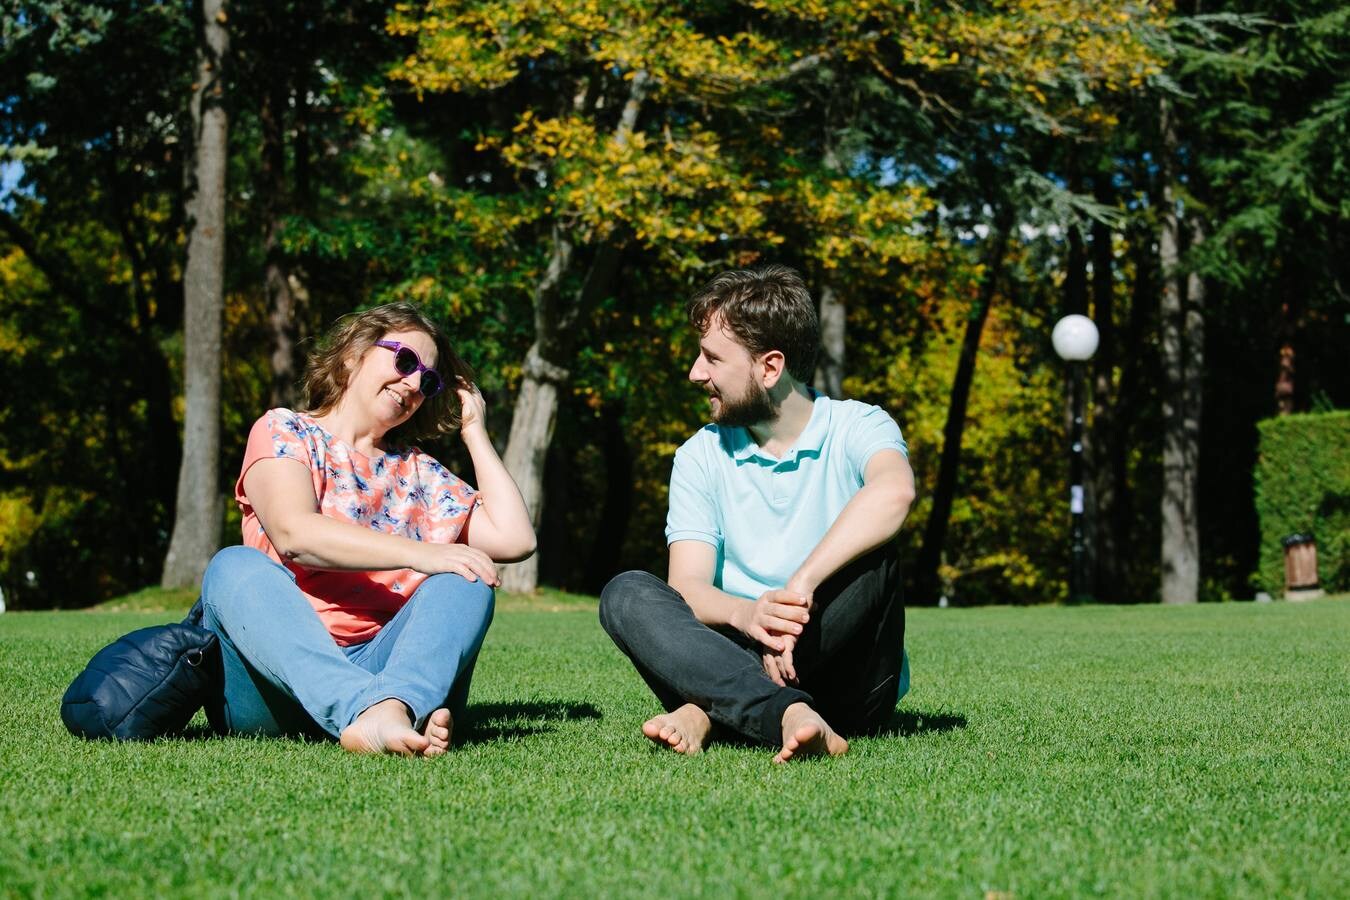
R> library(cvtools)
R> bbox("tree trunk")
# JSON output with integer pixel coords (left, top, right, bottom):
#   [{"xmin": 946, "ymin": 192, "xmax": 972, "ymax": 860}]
[
  {"xmin": 1182, "ymin": 216, "xmax": 1206, "ymax": 582},
  {"xmin": 498, "ymin": 364, "xmax": 561, "ymax": 593},
  {"xmin": 1275, "ymin": 288, "xmax": 1297, "ymax": 415},
  {"xmin": 1274, "ymin": 342, "xmax": 1295, "ymax": 414},
  {"xmin": 161, "ymin": 0, "xmax": 228, "ymax": 589},
  {"xmin": 1088, "ymin": 181, "xmax": 1123, "ymax": 601},
  {"xmin": 814, "ymin": 281, "xmax": 846, "ymax": 398},
  {"xmin": 498, "ymin": 71, "xmax": 649, "ymax": 594},
  {"xmin": 585, "ymin": 401, "xmax": 634, "ymax": 594},
  {"xmin": 1109, "ymin": 229, "xmax": 1153, "ymax": 595},
  {"xmin": 1065, "ymin": 221, "xmax": 1088, "ymax": 316},
  {"xmin": 813, "ymin": 138, "xmax": 847, "ymax": 399},
  {"xmin": 538, "ymin": 430, "xmax": 573, "ymax": 588},
  {"xmin": 912, "ymin": 217, "xmax": 1013, "ymax": 604},
  {"xmin": 499, "ymin": 225, "xmax": 573, "ymax": 594},
  {"xmin": 1158, "ymin": 96, "xmax": 1201, "ymax": 605},
  {"xmin": 499, "ymin": 236, "xmax": 624, "ymax": 593},
  {"xmin": 1063, "ymin": 215, "xmax": 1095, "ymax": 590},
  {"xmin": 261, "ymin": 84, "xmax": 302, "ymax": 409}
]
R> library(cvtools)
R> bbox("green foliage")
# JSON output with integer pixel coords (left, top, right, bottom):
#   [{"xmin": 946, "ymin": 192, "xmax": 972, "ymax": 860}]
[
  {"xmin": 1254, "ymin": 411, "xmax": 1350, "ymax": 594},
  {"xmin": 0, "ymin": 1, "xmax": 195, "ymax": 606},
  {"xmin": 0, "ymin": 225, "xmax": 181, "ymax": 608},
  {"xmin": 0, "ymin": 1, "xmax": 115, "ymax": 165},
  {"xmin": 848, "ymin": 255, "xmax": 1070, "ymax": 604},
  {"xmin": 2, "ymin": 0, "xmax": 1347, "ymax": 607},
  {"xmin": 0, "ymin": 491, "xmax": 39, "ymax": 598}
]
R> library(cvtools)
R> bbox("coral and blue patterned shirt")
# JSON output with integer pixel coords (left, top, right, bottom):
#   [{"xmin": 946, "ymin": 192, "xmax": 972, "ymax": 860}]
[{"xmin": 235, "ymin": 408, "xmax": 480, "ymax": 645}]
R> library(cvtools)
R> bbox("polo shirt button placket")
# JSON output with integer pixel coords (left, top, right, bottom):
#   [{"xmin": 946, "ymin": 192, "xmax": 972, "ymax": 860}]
[{"xmin": 772, "ymin": 460, "xmax": 789, "ymax": 505}]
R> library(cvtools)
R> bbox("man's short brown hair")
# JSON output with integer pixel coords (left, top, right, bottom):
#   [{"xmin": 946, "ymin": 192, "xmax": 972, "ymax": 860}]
[{"xmin": 687, "ymin": 265, "xmax": 819, "ymax": 382}]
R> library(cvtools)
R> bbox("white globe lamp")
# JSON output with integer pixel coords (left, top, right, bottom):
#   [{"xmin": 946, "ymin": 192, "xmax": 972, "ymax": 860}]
[{"xmin": 1052, "ymin": 314, "xmax": 1099, "ymax": 362}]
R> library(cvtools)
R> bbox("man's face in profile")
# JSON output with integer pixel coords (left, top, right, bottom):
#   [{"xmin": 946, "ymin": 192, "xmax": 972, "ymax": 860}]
[{"xmin": 688, "ymin": 314, "xmax": 776, "ymax": 428}]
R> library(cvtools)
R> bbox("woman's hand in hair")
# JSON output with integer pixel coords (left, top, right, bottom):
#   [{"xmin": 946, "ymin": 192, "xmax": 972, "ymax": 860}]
[{"xmin": 457, "ymin": 380, "xmax": 488, "ymax": 436}]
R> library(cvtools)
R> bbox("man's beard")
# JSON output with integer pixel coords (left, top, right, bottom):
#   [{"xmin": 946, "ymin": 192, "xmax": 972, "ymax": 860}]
[{"xmin": 710, "ymin": 378, "xmax": 777, "ymax": 428}]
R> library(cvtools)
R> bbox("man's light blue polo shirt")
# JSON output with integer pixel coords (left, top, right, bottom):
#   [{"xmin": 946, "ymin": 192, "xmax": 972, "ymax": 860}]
[
  {"xmin": 665, "ymin": 393, "xmax": 907, "ymax": 598},
  {"xmin": 665, "ymin": 393, "xmax": 911, "ymax": 699}
]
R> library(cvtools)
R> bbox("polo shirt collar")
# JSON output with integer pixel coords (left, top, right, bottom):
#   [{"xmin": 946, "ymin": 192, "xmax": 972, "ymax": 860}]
[{"xmin": 722, "ymin": 391, "xmax": 832, "ymax": 464}]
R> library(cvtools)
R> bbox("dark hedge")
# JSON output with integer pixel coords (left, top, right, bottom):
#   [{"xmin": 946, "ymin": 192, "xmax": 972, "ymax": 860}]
[{"xmin": 1254, "ymin": 411, "xmax": 1349, "ymax": 595}]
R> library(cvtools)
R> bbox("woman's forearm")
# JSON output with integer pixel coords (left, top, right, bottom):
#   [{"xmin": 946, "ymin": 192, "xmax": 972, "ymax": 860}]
[
  {"xmin": 270, "ymin": 510, "xmax": 500, "ymax": 583},
  {"xmin": 271, "ymin": 511, "xmax": 428, "ymax": 571}
]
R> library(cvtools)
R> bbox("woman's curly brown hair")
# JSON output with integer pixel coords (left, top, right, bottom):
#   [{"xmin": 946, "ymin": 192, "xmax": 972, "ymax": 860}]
[{"xmin": 301, "ymin": 301, "xmax": 474, "ymax": 445}]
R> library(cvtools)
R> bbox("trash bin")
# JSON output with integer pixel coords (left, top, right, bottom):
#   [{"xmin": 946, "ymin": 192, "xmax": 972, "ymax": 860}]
[{"xmin": 1281, "ymin": 533, "xmax": 1324, "ymax": 601}]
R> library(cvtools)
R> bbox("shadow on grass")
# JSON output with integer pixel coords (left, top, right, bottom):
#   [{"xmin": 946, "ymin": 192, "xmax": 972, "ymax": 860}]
[
  {"xmin": 702, "ymin": 706, "xmax": 969, "ymax": 748},
  {"xmin": 162, "ymin": 699, "xmax": 604, "ymax": 747},
  {"xmin": 459, "ymin": 699, "xmax": 603, "ymax": 745},
  {"xmin": 168, "ymin": 722, "xmax": 327, "ymax": 744},
  {"xmin": 164, "ymin": 703, "xmax": 955, "ymax": 747},
  {"xmin": 875, "ymin": 708, "xmax": 968, "ymax": 738},
  {"xmin": 178, "ymin": 724, "xmax": 225, "ymax": 741}
]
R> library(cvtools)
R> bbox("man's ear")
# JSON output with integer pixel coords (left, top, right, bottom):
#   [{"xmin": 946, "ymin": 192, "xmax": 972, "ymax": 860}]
[{"xmin": 760, "ymin": 349, "xmax": 787, "ymax": 388}]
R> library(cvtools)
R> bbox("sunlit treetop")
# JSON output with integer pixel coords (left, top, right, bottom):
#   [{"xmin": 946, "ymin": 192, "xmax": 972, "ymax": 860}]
[
  {"xmin": 389, "ymin": 0, "xmax": 790, "ymax": 99},
  {"xmin": 751, "ymin": 0, "xmax": 1168, "ymax": 132},
  {"xmin": 383, "ymin": 0, "xmax": 1165, "ymax": 285},
  {"xmin": 485, "ymin": 114, "xmax": 773, "ymax": 263}
]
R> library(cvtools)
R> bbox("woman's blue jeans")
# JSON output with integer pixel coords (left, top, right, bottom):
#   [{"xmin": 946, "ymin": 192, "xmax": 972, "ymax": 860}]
[{"xmin": 200, "ymin": 546, "xmax": 494, "ymax": 739}]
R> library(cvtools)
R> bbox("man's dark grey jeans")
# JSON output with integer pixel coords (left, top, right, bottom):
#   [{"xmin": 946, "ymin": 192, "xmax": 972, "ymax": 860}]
[{"xmin": 599, "ymin": 547, "xmax": 905, "ymax": 745}]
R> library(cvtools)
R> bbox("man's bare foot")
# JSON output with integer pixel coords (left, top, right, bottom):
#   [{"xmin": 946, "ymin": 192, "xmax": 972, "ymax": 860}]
[
  {"xmin": 339, "ymin": 698, "xmax": 430, "ymax": 757},
  {"xmin": 774, "ymin": 702, "xmax": 848, "ymax": 763},
  {"xmin": 641, "ymin": 703, "xmax": 712, "ymax": 756},
  {"xmin": 421, "ymin": 708, "xmax": 453, "ymax": 758}
]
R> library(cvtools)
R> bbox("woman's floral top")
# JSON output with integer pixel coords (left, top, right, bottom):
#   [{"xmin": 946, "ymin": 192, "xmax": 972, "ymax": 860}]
[{"xmin": 236, "ymin": 408, "xmax": 480, "ymax": 645}]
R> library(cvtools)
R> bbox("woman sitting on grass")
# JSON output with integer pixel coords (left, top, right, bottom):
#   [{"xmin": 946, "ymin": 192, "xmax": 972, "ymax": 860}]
[{"xmin": 202, "ymin": 302, "xmax": 535, "ymax": 756}]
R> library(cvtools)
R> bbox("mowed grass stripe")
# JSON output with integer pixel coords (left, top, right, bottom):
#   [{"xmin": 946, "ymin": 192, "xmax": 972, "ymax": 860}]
[{"xmin": 1, "ymin": 600, "xmax": 1346, "ymax": 897}]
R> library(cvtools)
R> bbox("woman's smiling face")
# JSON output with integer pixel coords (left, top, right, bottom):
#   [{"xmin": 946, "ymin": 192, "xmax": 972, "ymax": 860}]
[{"xmin": 346, "ymin": 329, "xmax": 438, "ymax": 430}]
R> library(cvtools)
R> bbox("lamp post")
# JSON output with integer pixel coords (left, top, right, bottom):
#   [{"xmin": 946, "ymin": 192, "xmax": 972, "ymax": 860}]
[{"xmin": 1052, "ymin": 314, "xmax": 1100, "ymax": 603}]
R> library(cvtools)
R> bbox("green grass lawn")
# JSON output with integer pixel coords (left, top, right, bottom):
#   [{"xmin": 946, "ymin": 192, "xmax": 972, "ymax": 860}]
[{"xmin": 2, "ymin": 597, "xmax": 1346, "ymax": 897}]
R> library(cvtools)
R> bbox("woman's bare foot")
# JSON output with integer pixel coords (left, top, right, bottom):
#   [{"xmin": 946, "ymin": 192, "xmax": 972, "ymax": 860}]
[
  {"xmin": 774, "ymin": 702, "xmax": 848, "ymax": 763},
  {"xmin": 422, "ymin": 708, "xmax": 453, "ymax": 758},
  {"xmin": 339, "ymin": 698, "xmax": 430, "ymax": 757},
  {"xmin": 641, "ymin": 703, "xmax": 712, "ymax": 755}
]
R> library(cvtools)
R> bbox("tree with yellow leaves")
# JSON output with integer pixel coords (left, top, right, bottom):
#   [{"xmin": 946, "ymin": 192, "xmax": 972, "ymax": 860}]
[
  {"xmin": 387, "ymin": 0, "xmax": 1164, "ymax": 592},
  {"xmin": 391, "ymin": 0, "xmax": 809, "ymax": 590}
]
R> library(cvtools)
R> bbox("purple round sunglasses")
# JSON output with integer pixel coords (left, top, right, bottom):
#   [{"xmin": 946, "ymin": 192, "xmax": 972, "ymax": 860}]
[{"xmin": 375, "ymin": 340, "xmax": 444, "ymax": 398}]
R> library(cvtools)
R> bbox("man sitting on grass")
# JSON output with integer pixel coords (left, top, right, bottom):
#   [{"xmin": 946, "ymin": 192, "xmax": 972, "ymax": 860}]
[{"xmin": 600, "ymin": 265, "xmax": 915, "ymax": 762}]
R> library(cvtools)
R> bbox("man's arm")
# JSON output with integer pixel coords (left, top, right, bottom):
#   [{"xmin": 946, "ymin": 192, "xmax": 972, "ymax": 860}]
[
  {"xmin": 668, "ymin": 540, "xmax": 809, "ymax": 653},
  {"xmin": 757, "ymin": 448, "xmax": 914, "ymax": 686},
  {"xmin": 785, "ymin": 448, "xmax": 915, "ymax": 599}
]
